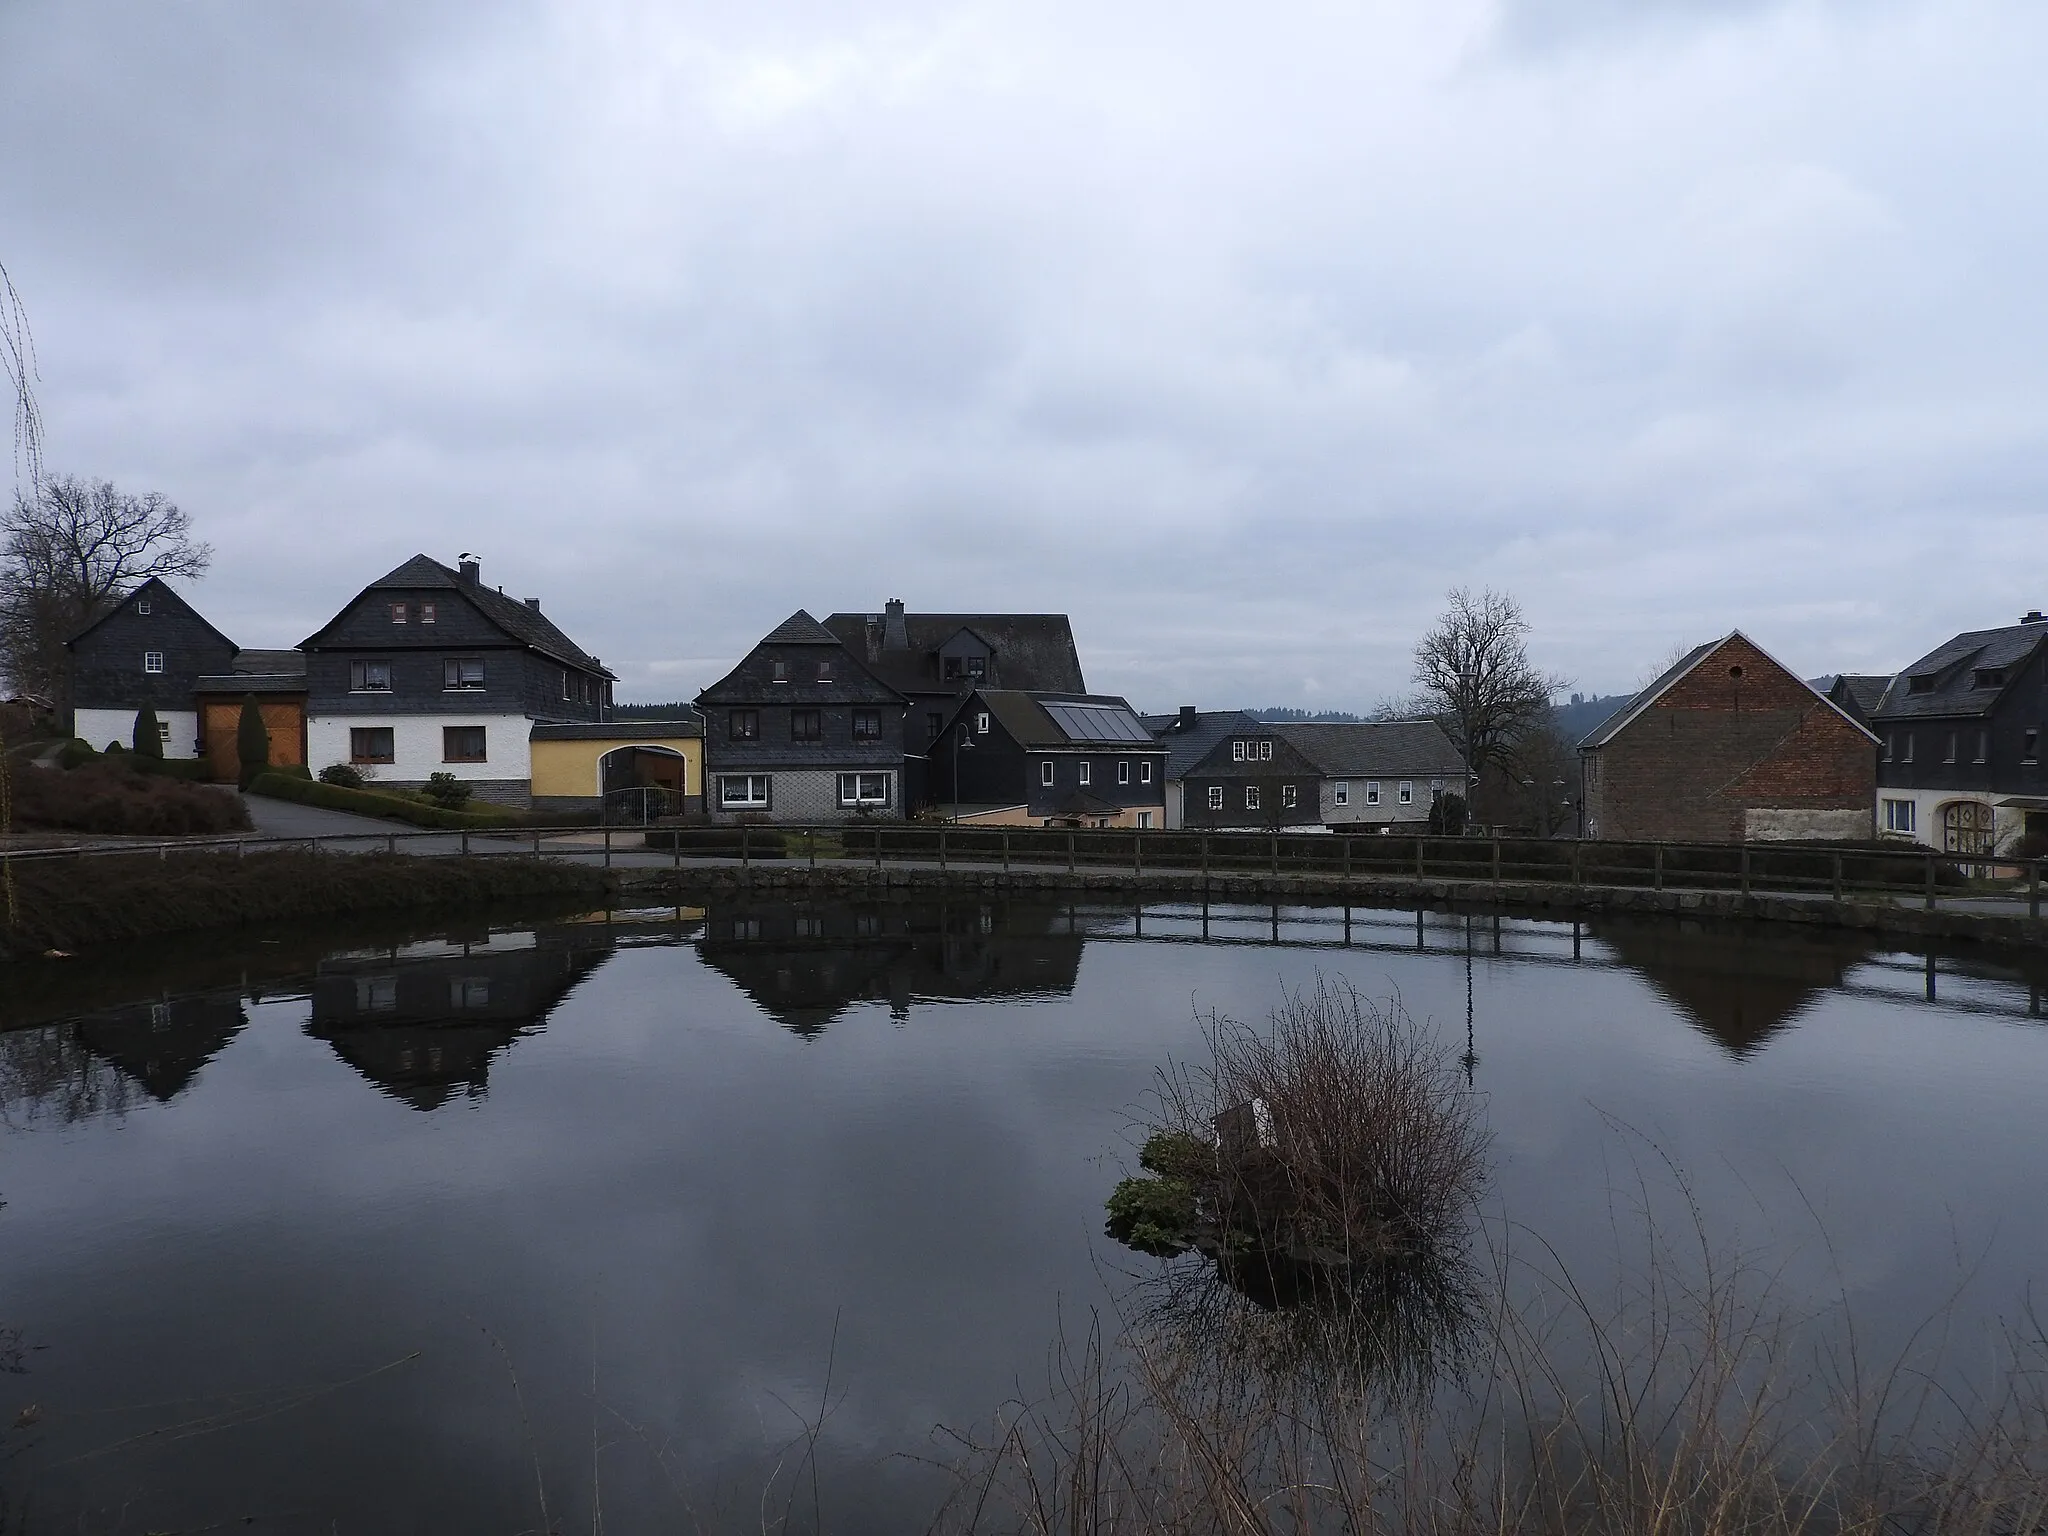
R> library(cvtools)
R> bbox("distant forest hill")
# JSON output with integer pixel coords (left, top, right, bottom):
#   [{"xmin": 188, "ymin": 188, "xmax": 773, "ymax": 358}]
[
  {"xmin": 1551, "ymin": 693, "xmax": 1631, "ymax": 742},
  {"xmin": 1243, "ymin": 707, "xmax": 1365, "ymax": 724},
  {"xmin": 611, "ymin": 702, "xmax": 702, "ymax": 720}
]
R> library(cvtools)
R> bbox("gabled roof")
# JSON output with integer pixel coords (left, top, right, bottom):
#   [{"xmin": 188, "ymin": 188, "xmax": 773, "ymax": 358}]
[
  {"xmin": 1828, "ymin": 674, "xmax": 1892, "ymax": 715},
  {"xmin": 972, "ymin": 690, "xmax": 1161, "ymax": 750},
  {"xmin": 1273, "ymin": 719, "xmax": 1468, "ymax": 779},
  {"xmin": 64, "ymin": 576, "xmax": 237, "ymax": 653},
  {"xmin": 303, "ymin": 554, "xmax": 612, "ymax": 676},
  {"xmin": 1870, "ymin": 620, "xmax": 2048, "ymax": 721},
  {"xmin": 760, "ymin": 609, "xmax": 844, "ymax": 645},
  {"xmin": 233, "ymin": 648, "xmax": 306, "ymax": 676},
  {"xmin": 1140, "ymin": 709, "xmax": 1264, "ymax": 780},
  {"xmin": 1579, "ymin": 632, "xmax": 1880, "ymax": 749},
  {"xmin": 823, "ymin": 611, "xmax": 1087, "ymax": 694}
]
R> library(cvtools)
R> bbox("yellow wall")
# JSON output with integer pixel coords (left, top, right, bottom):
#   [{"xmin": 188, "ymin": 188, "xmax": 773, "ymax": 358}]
[{"xmin": 529, "ymin": 735, "xmax": 701, "ymax": 799}]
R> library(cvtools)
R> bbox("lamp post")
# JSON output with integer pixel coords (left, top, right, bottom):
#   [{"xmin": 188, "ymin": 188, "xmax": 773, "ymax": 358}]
[{"xmin": 951, "ymin": 723, "xmax": 975, "ymax": 823}]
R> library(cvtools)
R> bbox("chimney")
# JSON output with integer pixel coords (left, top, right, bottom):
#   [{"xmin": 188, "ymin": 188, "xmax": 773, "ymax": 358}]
[
  {"xmin": 883, "ymin": 597, "xmax": 909, "ymax": 651},
  {"xmin": 1178, "ymin": 705, "xmax": 1198, "ymax": 731},
  {"xmin": 457, "ymin": 556, "xmax": 481, "ymax": 585},
  {"xmin": 2024, "ymin": 610, "xmax": 2046, "ymax": 625},
  {"xmin": 524, "ymin": 597, "xmax": 541, "ymax": 611}
]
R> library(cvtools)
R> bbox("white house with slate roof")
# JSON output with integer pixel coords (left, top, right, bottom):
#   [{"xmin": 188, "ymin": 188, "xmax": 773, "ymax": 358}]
[{"xmin": 1273, "ymin": 720, "xmax": 1469, "ymax": 830}]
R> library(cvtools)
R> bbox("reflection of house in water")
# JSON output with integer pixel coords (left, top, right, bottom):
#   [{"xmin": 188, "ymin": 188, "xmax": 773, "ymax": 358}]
[
  {"xmin": 695, "ymin": 897, "xmax": 1088, "ymax": 1034},
  {"xmin": 1594, "ymin": 919, "xmax": 1873, "ymax": 1057},
  {"xmin": 73, "ymin": 993, "xmax": 250, "ymax": 1101},
  {"xmin": 307, "ymin": 927, "xmax": 616, "ymax": 1109}
]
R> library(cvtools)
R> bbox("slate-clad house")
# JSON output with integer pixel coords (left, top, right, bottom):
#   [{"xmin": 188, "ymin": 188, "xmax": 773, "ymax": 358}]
[
  {"xmin": 300, "ymin": 554, "xmax": 615, "ymax": 804},
  {"xmin": 194, "ymin": 649, "xmax": 309, "ymax": 782},
  {"xmin": 67, "ymin": 576, "xmax": 237, "ymax": 757},
  {"xmin": 1273, "ymin": 720, "xmax": 1468, "ymax": 830},
  {"xmin": 1825, "ymin": 674, "xmax": 1893, "ymax": 731},
  {"xmin": 925, "ymin": 688, "xmax": 1168, "ymax": 828},
  {"xmin": 823, "ymin": 601, "xmax": 1087, "ymax": 800},
  {"xmin": 1170, "ymin": 719, "xmax": 1331, "ymax": 831},
  {"xmin": 1866, "ymin": 611, "xmax": 2048, "ymax": 854},
  {"xmin": 1141, "ymin": 708, "xmax": 1264, "ymax": 828},
  {"xmin": 695, "ymin": 610, "xmax": 908, "ymax": 823},
  {"xmin": 1578, "ymin": 632, "xmax": 1877, "ymax": 844}
]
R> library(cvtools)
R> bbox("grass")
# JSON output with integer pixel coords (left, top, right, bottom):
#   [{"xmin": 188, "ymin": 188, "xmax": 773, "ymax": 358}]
[
  {"xmin": 0, "ymin": 849, "xmax": 613, "ymax": 958},
  {"xmin": 247, "ymin": 770, "xmax": 529, "ymax": 829}
]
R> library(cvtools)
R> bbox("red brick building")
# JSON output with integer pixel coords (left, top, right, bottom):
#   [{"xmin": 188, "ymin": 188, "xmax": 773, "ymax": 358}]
[{"xmin": 1578, "ymin": 632, "xmax": 1878, "ymax": 844}]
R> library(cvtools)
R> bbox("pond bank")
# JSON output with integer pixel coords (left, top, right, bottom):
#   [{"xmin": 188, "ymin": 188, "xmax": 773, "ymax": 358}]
[
  {"xmin": 0, "ymin": 850, "xmax": 614, "ymax": 961},
  {"xmin": 618, "ymin": 862, "xmax": 2048, "ymax": 950}
]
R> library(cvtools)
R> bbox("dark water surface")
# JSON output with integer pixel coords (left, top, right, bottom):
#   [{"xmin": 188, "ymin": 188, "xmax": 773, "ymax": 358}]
[{"xmin": 3, "ymin": 897, "xmax": 2047, "ymax": 1532}]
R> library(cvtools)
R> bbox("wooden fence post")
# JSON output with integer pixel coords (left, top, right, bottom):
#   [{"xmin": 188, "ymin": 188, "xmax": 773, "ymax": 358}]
[
  {"xmin": 604, "ymin": 828, "xmax": 612, "ymax": 869},
  {"xmin": 809, "ymin": 829, "xmax": 817, "ymax": 870},
  {"xmin": 1832, "ymin": 850, "xmax": 1843, "ymax": 905},
  {"xmin": 1570, "ymin": 840, "xmax": 1581, "ymax": 887},
  {"xmin": 1134, "ymin": 833, "xmax": 1142, "ymax": 876},
  {"xmin": 1201, "ymin": 834, "xmax": 1210, "ymax": 879},
  {"xmin": 388, "ymin": 833, "xmax": 397, "ymax": 855},
  {"xmin": 939, "ymin": 826, "xmax": 948, "ymax": 870},
  {"xmin": 1925, "ymin": 852, "xmax": 1936, "ymax": 910},
  {"xmin": 1342, "ymin": 837, "xmax": 1351, "ymax": 879},
  {"xmin": 1068, "ymin": 831, "xmax": 1076, "ymax": 875},
  {"xmin": 1270, "ymin": 834, "xmax": 1278, "ymax": 876},
  {"xmin": 1415, "ymin": 837, "xmax": 1424, "ymax": 880},
  {"xmin": 1654, "ymin": 844, "xmax": 1663, "ymax": 892},
  {"xmin": 1491, "ymin": 838, "xmax": 1501, "ymax": 884},
  {"xmin": 461, "ymin": 830, "xmax": 470, "ymax": 857},
  {"xmin": 1002, "ymin": 831, "xmax": 1011, "ymax": 873},
  {"xmin": 2031, "ymin": 858, "xmax": 2041, "ymax": 920},
  {"xmin": 1740, "ymin": 846, "xmax": 1750, "ymax": 896},
  {"xmin": 741, "ymin": 824, "xmax": 749, "ymax": 870}
]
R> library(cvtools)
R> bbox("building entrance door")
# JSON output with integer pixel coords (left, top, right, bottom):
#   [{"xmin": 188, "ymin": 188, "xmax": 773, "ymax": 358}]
[{"xmin": 1940, "ymin": 799, "xmax": 1995, "ymax": 855}]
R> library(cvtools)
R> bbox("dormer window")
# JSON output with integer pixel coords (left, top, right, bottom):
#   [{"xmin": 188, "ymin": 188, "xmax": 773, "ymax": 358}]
[
  {"xmin": 1232, "ymin": 741, "xmax": 1247, "ymax": 762},
  {"xmin": 1908, "ymin": 675, "xmax": 1937, "ymax": 694},
  {"xmin": 1973, "ymin": 668, "xmax": 2006, "ymax": 689},
  {"xmin": 771, "ymin": 660, "xmax": 788, "ymax": 683},
  {"xmin": 420, "ymin": 603, "xmax": 436, "ymax": 624},
  {"xmin": 391, "ymin": 603, "xmax": 408, "ymax": 624},
  {"xmin": 817, "ymin": 660, "xmax": 834, "ymax": 682}
]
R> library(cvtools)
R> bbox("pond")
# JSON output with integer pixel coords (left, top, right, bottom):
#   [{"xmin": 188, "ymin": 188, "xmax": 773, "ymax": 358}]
[{"xmin": 3, "ymin": 896, "xmax": 2047, "ymax": 1532}]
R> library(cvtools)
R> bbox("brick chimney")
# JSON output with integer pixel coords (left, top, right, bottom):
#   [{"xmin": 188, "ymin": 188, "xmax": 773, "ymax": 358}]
[
  {"xmin": 458, "ymin": 556, "xmax": 481, "ymax": 586},
  {"xmin": 525, "ymin": 597, "xmax": 541, "ymax": 611},
  {"xmin": 883, "ymin": 598, "xmax": 909, "ymax": 651}
]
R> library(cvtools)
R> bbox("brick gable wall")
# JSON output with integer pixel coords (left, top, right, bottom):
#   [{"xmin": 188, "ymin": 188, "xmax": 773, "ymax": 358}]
[{"xmin": 1585, "ymin": 635, "xmax": 1876, "ymax": 843}]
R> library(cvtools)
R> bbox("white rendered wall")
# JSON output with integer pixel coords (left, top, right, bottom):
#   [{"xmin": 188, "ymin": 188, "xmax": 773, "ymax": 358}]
[
  {"xmin": 74, "ymin": 707, "xmax": 200, "ymax": 758},
  {"xmin": 1873, "ymin": 788, "xmax": 2026, "ymax": 852},
  {"xmin": 306, "ymin": 713, "xmax": 534, "ymax": 783}
]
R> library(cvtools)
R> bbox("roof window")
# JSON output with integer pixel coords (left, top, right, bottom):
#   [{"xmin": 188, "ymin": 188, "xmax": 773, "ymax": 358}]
[
  {"xmin": 1973, "ymin": 668, "xmax": 2006, "ymax": 689},
  {"xmin": 1908, "ymin": 675, "xmax": 1937, "ymax": 694}
]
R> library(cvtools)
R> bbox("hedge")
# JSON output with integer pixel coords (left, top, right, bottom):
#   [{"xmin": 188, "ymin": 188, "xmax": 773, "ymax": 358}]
[{"xmin": 247, "ymin": 772, "xmax": 528, "ymax": 830}]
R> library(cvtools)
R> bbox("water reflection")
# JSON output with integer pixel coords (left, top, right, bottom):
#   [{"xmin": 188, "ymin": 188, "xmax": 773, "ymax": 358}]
[
  {"xmin": 0, "ymin": 993, "xmax": 247, "ymax": 1124},
  {"xmin": 694, "ymin": 895, "xmax": 1092, "ymax": 1035}
]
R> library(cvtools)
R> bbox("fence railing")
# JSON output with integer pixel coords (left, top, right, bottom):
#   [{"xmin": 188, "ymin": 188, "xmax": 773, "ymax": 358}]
[{"xmin": 1, "ymin": 823, "xmax": 2041, "ymax": 917}]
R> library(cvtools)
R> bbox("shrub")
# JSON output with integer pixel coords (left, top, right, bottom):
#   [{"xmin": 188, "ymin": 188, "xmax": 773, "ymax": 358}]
[
  {"xmin": 8, "ymin": 760, "xmax": 251, "ymax": 837},
  {"xmin": 319, "ymin": 762, "xmax": 367, "ymax": 789},
  {"xmin": 57, "ymin": 738, "xmax": 97, "ymax": 770},
  {"xmin": 248, "ymin": 772, "xmax": 523, "ymax": 830},
  {"xmin": 422, "ymin": 771, "xmax": 473, "ymax": 810},
  {"xmin": 236, "ymin": 695, "xmax": 270, "ymax": 789},
  {"xmin": 129, "ymin": 756, "xmax": 218, "ymax": 783},
  {"xmin": 132, "ymin": 704, "xmax": 164, "ymax": 759}
]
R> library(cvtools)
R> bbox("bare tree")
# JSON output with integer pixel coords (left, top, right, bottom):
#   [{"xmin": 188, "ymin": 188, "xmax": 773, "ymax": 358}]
[
  {"xmin": 1411, "ymin": 588, "xmax": 1566, "ymax": 789},
  {"xmin": 0, "ymin": 476, "xmax": 212, "ymax": 701},
  {"xmin": 0, "ymin": 260, "xmax": 41, "ymax": 490}
]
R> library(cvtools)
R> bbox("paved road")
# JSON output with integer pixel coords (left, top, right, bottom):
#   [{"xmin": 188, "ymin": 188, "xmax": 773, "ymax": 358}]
[{"xmin": 238, "ymin": 792, "xmax": 404, "ymax": 839}]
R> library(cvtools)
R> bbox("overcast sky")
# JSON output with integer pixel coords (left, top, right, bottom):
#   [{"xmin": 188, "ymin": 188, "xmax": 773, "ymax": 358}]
[{"xmin": 3, "ymin": 0, "xmax": 2043, "ymax": 707}]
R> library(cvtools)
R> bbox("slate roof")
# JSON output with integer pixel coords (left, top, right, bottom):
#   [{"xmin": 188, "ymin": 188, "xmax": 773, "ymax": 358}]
[
  {"xmin": 1578, "ymin": 631, "xmax": 1879, "ymax": 749},
  {"xmin": 65, "ymin": 576, "xmax": 238, "ymax": 652},
  {"xmin": 1826, "ymin": 674, "xmax": 1893, "ymax": 723},
  {"xmin": 1870, "ymin": 620, "xmax": 2048, "ymax": 721},
  {"xmin": 762, "ymin": 609, "xmax": 844, "ymax": 646},
  {"xmin": 195, "ymin": 672, "xmax": 305, "ymax": 695},
  {"xmin": 823, "ymin": 611, "xmax": 1086, "ymax": 694},
  {"xmin": 313, "ymin": 554, "xmax": 612, "ymax": 676},
  {"xmin": 529, "ymin": 719, "xmax": 703, "ymax": 740},
  {"xmin": 976, "ymin": 690, "xmax": 1160, "ymax": 750},
  {"xmin": 1140, "ymin": 710, "xmax": 1264, "ymax": 780},
  {"xmin": 1273, "ymin": 720, "xmax": 1468, "ymax": 779},
  {"xmin": 233, "ymin": 648, "xmax": 306, "ymax": 676}
]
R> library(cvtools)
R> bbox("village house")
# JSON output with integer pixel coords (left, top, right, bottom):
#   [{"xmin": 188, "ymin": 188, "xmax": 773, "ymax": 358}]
[
  {"xmin": 1577, "ymin": 632, "xmax": 1877, "ymax": 844},
  {"xmin": 1140, "ymin": 708, "xmax": 1263, "ymax": 828},
  {"xmin": 1274, "ymin": 720, "xmax": 1468, "ymax": 830},
  {"xmin": 924, "ymin": 688, "xmax": 1168, "ymax": 828},
  {"xmin": 67, "ymin": 576, "xmax": 310, "ymax": 774},
  {"xmin": 695, "ymin": 610, "xmax": 909, "ymax": 823},
  {"xmin": 300, "ymin": 555, "xmax": 616, "ymax": 805},
  {"xmin": 1864, "ymin": 611, "xmax": 2048, "ymax": 855}
]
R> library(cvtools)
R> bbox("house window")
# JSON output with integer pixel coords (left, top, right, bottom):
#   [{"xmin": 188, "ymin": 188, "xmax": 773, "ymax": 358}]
[
  {"xmin": 1257, "ymin": 741, "xmax": 1273, "ymax": 761},
  {"xmin": 391, "ymin": 603, "xmax": 408, "ymax": 624},
  {"xmin": 928, "ymin": 712, "xmax": 945, "ymax": 741},
  {"xmin": 771, "ymin": 660, "xmax": 789, "ymax": 683},
  {"xmin": 1245, "ymin": 785, "xmax": 1261, "ymax": 810},
  {"xmin": 1140, "ymin": 761, "xmax": 1153, "ymax": 784},
  {"xmin": 135, "ymin": 599, "xmax": 151, "ymax": 615},
  {"xmin": 1208, "ymin": 785, "xmax": 1224, "ymax": 811},
  {"xmin": 1974, "ymin": 668, "xmax": 2006, "ymax": 689},
  {"xmin": 1944, "ymin": 733, "xmax": 1957, "ymax": 764},
  {"xmin": 729, "ymin": 709, "xmax": 760, "ymax": 741},
  {"xmin": 1232, "ymin": 741, "xmax": 1247, "ymax": 762},
  {"xmin": 1041, "ymin": 759, "xmax": 1055, "ymax": 786},
  {"xmin": 1903, "ymin": 734, "xmax": 1915, "ymax": 764},
  {"xmin": 1079, "ymin": 761, "xmax": 1092, "ymax": 786},
  {"xmin": 720, "ymin": 774, "xmax": 771, "ymax": 808},
  {"xmin": 852, "ymin": 709, "xmax": 881, "ymax": 740},
  {"xmin": 790, "ymin": 709, "xmax": 823, "ymax": 742},
  {"xmin": 350, "ymin": 661, "xmax": 392, "ymax": 692},
  {"xmin": 1334, "ymin": 781, "xmax": 1349, "ymax": 806},
  {"xmin": 1282, "ymin": 784, "xmax": 1298, "ymax": 808},
  {"xmin": 355, "ymin": 976, "xmax": 398, "ymax": 1011},
  {"xmin": 420, "ymin": 604, "xmax": 436, "ymax": 624},
  {"xmin": 1883, "ymin": 733, "xmax": 1894, "ymax": 762},
  {"xmin": 817, "ymin": 660, "xmax": 834, "ymax": 681},
  {"xmin": 450, "ymin": 978, "xmax": 490, "ymax": 1009},
  {"xmin": 1117, "ymin": 761, "xmax": 1130, "ymax": 785},
  {"xmin": 2025, "ymin": 729, "xmax": 2039, "ymax": 765},
  {"xmin": 967, "ymin": 656, "xmax": 986, "ymax": 679},
  {"xmin": 837, "ymin": 772, "xmax": 890, "ymax": 806},
  {"xmin": 1975, "ymin": 731, "xmax": 1988, "ymax": 764},
  {"xmin": 794, "ymin": 916, "xmax": 823, "ymax": 938},
  {"xmin": 142, "ymin": 651, "xmax": 164, "ymax": 674},
  {"xmin": 350, "ymin": 727, "xmax": 394, "ymax": 764},
  {"xmin": 1883, "ymin": 798, "xmax": 1917, "ymax": 834},
  {"xmin": 976, "ymin": 712, "xmax": 990, "ymax": 734},
  {"xmin": 443, "ymin": 726, "xmax": 487, "ymax": 763},
  {"xmin": 444, "ymin": 658, "xmax": 486, "ymax": 691},
  {"xmin": 561, "ymin": 670, "xmax": 571, "ymax": 700},
  {"xmin": 1137, "ymin": 811, "xmax": 1153, "ymax": 829},
  {"xmin": 1399, "ymin": 781, "xmax": 1414, "ymax": 805},
  {"xmin": 1908, "ymin": 675, "xmax": 1936, "ymax": 694},
  {"xmin": 1366, "ymin": 781, "xmax": 1380, "ymax": 805}
]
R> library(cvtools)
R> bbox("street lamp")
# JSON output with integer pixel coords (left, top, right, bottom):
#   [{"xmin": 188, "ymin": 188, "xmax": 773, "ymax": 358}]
[{"xmin": 951, "ymin": 724, "xmax": 976, "ymax": 823}]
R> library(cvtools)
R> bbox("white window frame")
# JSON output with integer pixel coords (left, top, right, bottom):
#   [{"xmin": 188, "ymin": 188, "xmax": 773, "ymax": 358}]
[
  {"xmin": 1245, "ymin": 785, "xmax": 1261, "ymax": 810},
  {"xmin": 1079, "ymin": 761, "xmax": 1091, "ymax": 786},
  {"xmin": 1399, "ymin": 781, "xmax": 1414, "ymax": 805},
  {"xmin": 1366, "ymin": 781, "xmax": 1380, "ymax": 805},
  {"xmin": 142, "ymin": 651, "xmax": 164, "ymax": 674},
  {"xmin": 390, "ymin": 603, "xmax": 408, "ymax": 624},
  {"xmin": 351, "ymin": 660, "xmax": 392, "ymax": 693},
  {"xmin": 1137, "ymin": 811, "xmax": 1153, "ymax": 829},
  {"xmin": 1140, "ymin": 761, "xmax": 1152, "ymax": 784},
  {"xmin": 1883, "ymin": 798, "xmax": 1917, "ymax": 834},
  {"xmin": 1334, "ymin": 781, "xmax": 1349, "ymax": 806},
  {"xmin": 1040, "ymin": 759, "xmax": 1054, "ymax": 786},
  {"xmin": 720, "ymin": 774, "xmax": 771, "ymax": 809},
  {"xmin": 1117, "ymin": 760, "xmax": 1130, "ymax": 785},
  {"xmin": 420, "ymin": 603, "xmax": 436, "ymax": 624},
  {"xmin": 443, "ymin": 658, "xmax": 486, "ymax": 691},
  {"xmin": 1282, "ymin": 784, "xmax": 1298, "ymax": 808},
  {"xmin": 976, "ymin": 712, "xmax": 990, "ymax": 734},
  {"xmin": 1232, "ymin": 741, "xmax": 1247, "ymax": 762},
  {"xmin": 135, "ymin": 599, "xmax": 151, "ymax": 615},
  {"xmin": 837, "ymin": 771, "xmax": 891, "ymax": 807},
  {"xmin": 817, "ymin": 660, "xmax": 834, "ymax": 682},
  {"xmin": 1208, "ymin": 785, "xmax": 1224, "ymax": 811},
  {"xmin": 1257, "ymin": 741, "xmax": 1273, "ymax": 761}
]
